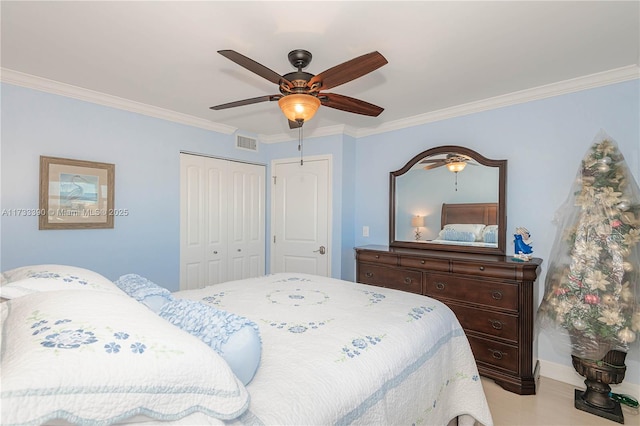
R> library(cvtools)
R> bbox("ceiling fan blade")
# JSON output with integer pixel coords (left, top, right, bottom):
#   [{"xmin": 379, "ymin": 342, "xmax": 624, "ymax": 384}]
[
  {"xmin": 218, "ymin": 50, "xmax": 292, "ymax": 88},
  {"xmin": 420, "ymin": 158, "xmax": 446, "ymax": 164},
  {"xmin": 210, "ymin": 94, "xmax": 281, "ymax": 110},
  {"xmin": 423, "ymin": 162, "xmax": 445, "ymax": 170},
  {"xmin": 319, "ymin": 93, "xmax": 384, "ymax": 117},
  {"xmin": 308, "ymin": 51, "xmax": 387, "ymax": 91}
]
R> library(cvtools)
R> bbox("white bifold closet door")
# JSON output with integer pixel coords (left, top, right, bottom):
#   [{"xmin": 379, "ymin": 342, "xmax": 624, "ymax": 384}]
[{"xmin": 180, "ymin": 153, "xmax": 265, "ymax": 290}]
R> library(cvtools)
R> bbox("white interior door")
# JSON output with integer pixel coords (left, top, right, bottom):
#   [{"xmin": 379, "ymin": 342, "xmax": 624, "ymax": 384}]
[
  {"xmin": 271, "ymin": 156, "xmax": 331, "ymax": 276},
  {"xmin": 181, "ymin": 154, "xmax": 265, "ymax": 290},
  {"xmin": 227, "ymin": 161, "xmax": 266, "ymax": 281},
  {"xmin": 180, "ymin": 154, "xmax": 227, "ymax": 290}
]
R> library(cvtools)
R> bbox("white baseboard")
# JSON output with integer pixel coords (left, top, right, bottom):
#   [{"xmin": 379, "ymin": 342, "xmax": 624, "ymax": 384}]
[{"xmin": 539, "ymin": 359, "xmax": 640, "ymax": 397}]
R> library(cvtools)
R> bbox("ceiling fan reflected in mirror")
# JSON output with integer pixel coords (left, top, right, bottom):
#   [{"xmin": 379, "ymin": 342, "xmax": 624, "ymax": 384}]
[
  {"xmin": 210, "ymin": 49, "xmax": 388, "ymax": 129},
  {"xmin": 420, "ymin": 154, "xmax": 477, "ymax": 173},
  {"xmin": 420, "ymin": 153, "xmax": 477, "ymax": 191}
]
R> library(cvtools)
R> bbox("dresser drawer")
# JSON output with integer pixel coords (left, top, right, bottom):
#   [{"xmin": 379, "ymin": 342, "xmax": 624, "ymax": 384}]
[
  {"xmin": 451, "ymin": 261, "xmax": 516, "ymax": 280},
  {"xmin": 446, "ymin": 302, "xmax": 518, "ymax": 342},
  {"xmin": 399, "ymin": 256, "xmax": 449, "ymax": 272},
  {"xmin": 467, "ymin": 335, "xmax": 519, "ymax": 374},
  {"xmin": 358, "ymin": 264, "xmax": 422, "ymax": 294},
  {"xmin": 357, "ymin": 251, "xmax": 398, "ymax": 266},
  {"xmin": 425, "ymin": 273, "xmax": 518, "ymax": 311}
]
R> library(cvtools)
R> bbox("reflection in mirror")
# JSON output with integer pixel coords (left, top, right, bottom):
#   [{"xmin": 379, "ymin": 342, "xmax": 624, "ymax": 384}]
[{"xmin": 390, "ymin": 146, "xmax": 506, "ymax": 255}]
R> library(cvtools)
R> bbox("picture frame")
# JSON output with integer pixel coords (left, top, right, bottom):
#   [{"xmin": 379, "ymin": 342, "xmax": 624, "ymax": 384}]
[{"xmin": 39, "ymin": 156, "xmax": 115, "ymax": 230}]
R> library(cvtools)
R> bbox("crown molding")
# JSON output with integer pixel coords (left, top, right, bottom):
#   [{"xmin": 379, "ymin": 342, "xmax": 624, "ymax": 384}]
[
  {"xmin": 3, "ymin": 65, "xmax": 637, "ymax": 141},
  {"xmin": 356, "ymin": 65, "xmax": 640, "ymax": 138},
  {"xmin": 0, "ymin": 68, "xmax": 238, "ymax": 135}
]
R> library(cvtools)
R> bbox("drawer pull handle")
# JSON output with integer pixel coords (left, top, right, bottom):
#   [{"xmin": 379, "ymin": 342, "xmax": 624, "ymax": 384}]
[
  {"xmin": 479, "ymin": 266, "xmax": 485, "ymax": 271},
  {"xmin": 489, "ymin": 349, "xmax": 505, "ymax": 360},
  {"xmin": 404, "ymin": 277, "xmax": 412, "ymax": 284},
  {"xmin": 491, "ymin": 291, "xmax": 503, "ymax": 300},
  {"xmin": 365, "ymin": 272, "xmax": 373, "ymax": 278},
  {"xmin": 489, "ymin": 319, "xmax": 504, "ymax": 330},
  {"xmin": 420, "ymin": 260, "xmax": 425, "ymax": 264},
  {"xmin": 435, "ymin": 282, "xmax": 446, "ymax": 290},
  {"xmin": 375, "ymin": 255, "xmax": 380, "ymax": 259}
]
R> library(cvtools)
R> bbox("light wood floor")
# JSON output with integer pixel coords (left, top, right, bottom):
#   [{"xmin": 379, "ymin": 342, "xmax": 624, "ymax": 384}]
[{"xmin": 481, "ymin": 376, "xmax": 639, "ymax": 426}]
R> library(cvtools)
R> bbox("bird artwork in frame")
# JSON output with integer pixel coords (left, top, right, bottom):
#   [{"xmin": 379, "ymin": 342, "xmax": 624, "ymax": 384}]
[{"xmin": 39, "ymin": 156, "xmax": 115, "ymax": 230}]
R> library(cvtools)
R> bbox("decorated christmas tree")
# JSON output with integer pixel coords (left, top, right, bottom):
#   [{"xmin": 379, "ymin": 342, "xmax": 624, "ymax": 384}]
[{"xmin": 538, "ymin": 132, "xmax": 640, "ymax": 360}]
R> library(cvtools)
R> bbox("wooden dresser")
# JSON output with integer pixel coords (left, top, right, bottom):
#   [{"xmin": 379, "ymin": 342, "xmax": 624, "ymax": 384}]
[{"xmin": 355, "ymin": 244, "xmax": 542, "ymax": 395}]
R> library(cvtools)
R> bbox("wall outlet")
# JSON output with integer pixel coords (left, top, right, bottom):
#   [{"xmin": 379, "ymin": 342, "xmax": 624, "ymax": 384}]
[{"xmin": 362, "ymin": 226, "xmax": 369, "ymax": 237}]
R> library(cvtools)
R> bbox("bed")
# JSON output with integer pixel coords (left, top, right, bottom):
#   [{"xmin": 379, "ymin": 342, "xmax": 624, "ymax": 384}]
[
  {"xmin": 430, "ymin": 202, "xmax": 499, "ymax": 247},
  {"xmin": 1, "ymin": 265, "xmax": 494, "ymax": 426}
]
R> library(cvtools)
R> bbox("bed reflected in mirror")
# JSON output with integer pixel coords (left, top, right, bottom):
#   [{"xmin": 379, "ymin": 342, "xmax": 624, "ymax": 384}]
[{"xmin": 390, "ymin": 146, "xmax": 507, "ymax": 255}]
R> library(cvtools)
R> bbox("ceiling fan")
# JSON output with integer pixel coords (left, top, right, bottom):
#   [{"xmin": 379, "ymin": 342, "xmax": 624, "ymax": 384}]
[
  {"xmin": 420, "ymin": 154, "xmax": 477, "ymax": 172},
  {"xmin": 210, "ymin": 49, "xmax": 388, "ymax": 129}
]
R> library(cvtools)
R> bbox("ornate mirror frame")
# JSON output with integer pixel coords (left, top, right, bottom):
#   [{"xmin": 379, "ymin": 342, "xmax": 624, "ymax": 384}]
[{"xmin": 389, "ymin": 145, "xmax": 507, "ymax": 255}]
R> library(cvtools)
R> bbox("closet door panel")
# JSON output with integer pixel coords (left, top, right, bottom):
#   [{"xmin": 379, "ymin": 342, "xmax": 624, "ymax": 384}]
[
  {"xmin": 181, "ymin": 154, "xmax": 265, "ymax": 290},
  {"xmin": 206, "ymin": 160, "xmax": 227, "ymax": 285},
  {"xmin": 180, "ymin": 155, "xmax": 206, "ymax": 290}
]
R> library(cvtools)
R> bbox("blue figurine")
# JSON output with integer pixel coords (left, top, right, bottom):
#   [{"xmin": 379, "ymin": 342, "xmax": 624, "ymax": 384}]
[{"xmin": 513, "ymin": 227, "xmax": 533, "ymax": 261}]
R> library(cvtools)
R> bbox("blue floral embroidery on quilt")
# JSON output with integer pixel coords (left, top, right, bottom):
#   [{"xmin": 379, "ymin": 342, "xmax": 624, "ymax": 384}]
[
  {"xmin": 272, "ymin": 276, "xmax": 312, "ymax": 283},
  {"xmin": 361, "ymin": 290, "xmax": 386, "ymax": 305},
  {"xmin": 266, "ymin": 288, "xmax": 329, "ymax": 306},
  {"xmin": 41, "ymin": 329, "xmax": 98, "ymax": 349},
  {"xmin": 408, "ymin": 305, "xmax": 435, "ymax": 321},
  {"xmin": 28, "ymin": 272, "xmax": 89, "ymax": 285},
  {"xmin": 264, "ymin": 319, "xmax": 330, "ymax": 333},
  {"xmin": 338, "ymin": 335, "xmax": 384, "ymax": 361},
  {"xmin": 202, "ymin": 292, "xmax": 227, "ymax": 306},
  {"xmin": 131, "ymin": 342, "xmax": 147, "ymax": 354},
  {"xmin": 105, "ymin": 342, "xmax": 121, "ymax": 353},
  {"xmin": 412, "ymin": 370, "xmax": 481, "ymax": 422},
  {"xmin": 31, "ymin": 314, "xmax": 148, "ymax": 355}
]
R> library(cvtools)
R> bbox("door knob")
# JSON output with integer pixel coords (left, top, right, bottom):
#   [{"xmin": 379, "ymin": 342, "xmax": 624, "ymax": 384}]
[{"xmin": 314, "ymin": 245, "xmax": 326, "ymax": 255}]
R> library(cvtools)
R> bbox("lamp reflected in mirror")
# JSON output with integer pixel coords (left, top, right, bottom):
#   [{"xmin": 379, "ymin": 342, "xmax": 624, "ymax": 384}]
[
  {"xmin": 411, "ymin": 215, "xmax": 425, "ymax": 241},
  {"xmin": 446, "ymin": 161, "xmax": 467, "ymax": 173}
]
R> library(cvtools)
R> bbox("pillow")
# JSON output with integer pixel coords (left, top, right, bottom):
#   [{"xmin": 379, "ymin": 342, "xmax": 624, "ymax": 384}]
[
  {"xmin": 483, "ymin": 225, "xmax": 498, "ymax": 244},
  {"xmin": 439, "ymin": 224, "xmax": 486, "ymax": 242},
  {"xmin": 0, "ymin": 290, "xmax": 249, "ymax": 425},
  {"xmin": 0, "ymin": 264, "xmax": 125, "ymax": 299},
  {"xmin": 114, "ymin": 273, "xmax": 174, "ymax": 312},
  {"xmin": 441, "ymin": 229, "xmax": 477, "ymax": 242},
  {"xmin": 160, "ymin": 298, "xmax": 262, "ymax": 385}
]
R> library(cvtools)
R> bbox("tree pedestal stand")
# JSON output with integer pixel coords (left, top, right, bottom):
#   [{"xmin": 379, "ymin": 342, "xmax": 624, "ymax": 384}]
[{"xmin": 572, "ymin": 350, "xmax": 627, "ymax": 424}]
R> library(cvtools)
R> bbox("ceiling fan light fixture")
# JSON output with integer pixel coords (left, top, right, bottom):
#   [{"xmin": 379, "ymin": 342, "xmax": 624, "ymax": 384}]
[
  {"xmin": 447, "ymin": 161, "xmax": 467, "ymax": 173},
  {"xmin": 278, "ymin": 94, "xmax": 321, "ymax": 123}
]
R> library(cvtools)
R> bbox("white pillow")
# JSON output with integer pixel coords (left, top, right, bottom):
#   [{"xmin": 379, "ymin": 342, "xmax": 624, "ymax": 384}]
[
  {"xmin": 0, "ymin": 264, "xmax": 124, "ymax": 299},
  {"xmin": 0, "ymin": 290, "xmax": 249, "ymax": 425},
  {"xmin": 439, "ymin": 224, "xmax": 487, "ymax": 242}
]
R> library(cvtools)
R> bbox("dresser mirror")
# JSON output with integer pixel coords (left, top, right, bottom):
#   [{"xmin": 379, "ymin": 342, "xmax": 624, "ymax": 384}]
[{"xmin": 390, "ymin": 145, "xmax": 507, "ymax": 255}]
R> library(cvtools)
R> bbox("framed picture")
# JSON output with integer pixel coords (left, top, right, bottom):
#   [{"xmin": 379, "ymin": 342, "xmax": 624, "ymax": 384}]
[{"xmin": 39, "ymin": 156, "xmax": 115, "ymax": 230}]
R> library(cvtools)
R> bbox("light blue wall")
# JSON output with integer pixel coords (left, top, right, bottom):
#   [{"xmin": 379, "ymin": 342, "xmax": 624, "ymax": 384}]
[
  {"xmin": 2, "ymin": 79, "xmax": 638, "ymax": 385},
  {"xmin": 0, "ymin": 84, "xmax": 270, "ymax": 289},
  {"xmin": 353, "ymin": 79, "xmax": 640, "ymax": 384}
]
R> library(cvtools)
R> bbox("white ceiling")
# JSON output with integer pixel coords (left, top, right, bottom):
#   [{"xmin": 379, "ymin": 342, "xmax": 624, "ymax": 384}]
[{"xmin": 1, "ymin": 1, "xmax": 639, "ymax": 141}]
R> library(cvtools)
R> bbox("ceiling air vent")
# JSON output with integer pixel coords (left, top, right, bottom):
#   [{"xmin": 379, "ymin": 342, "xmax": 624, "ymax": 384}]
[{"xmin": 236, "ymin": 135, "xmax": 258, "ymax": 152}]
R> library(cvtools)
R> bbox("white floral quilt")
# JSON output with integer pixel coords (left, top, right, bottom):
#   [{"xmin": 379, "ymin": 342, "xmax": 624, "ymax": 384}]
[{"xmin": 175, "ymin": 273, "xmax": 494, "ymax": 426}]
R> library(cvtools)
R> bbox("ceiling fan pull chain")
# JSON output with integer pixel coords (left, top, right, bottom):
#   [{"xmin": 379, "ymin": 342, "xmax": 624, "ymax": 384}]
[
  {"xmin": 455, "ymin": 172, "xmax": 458, "ymax": 191},
  {"xmin": 298, "ymin": 124, "xmax": 304, "ymax": 166}
]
